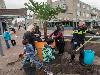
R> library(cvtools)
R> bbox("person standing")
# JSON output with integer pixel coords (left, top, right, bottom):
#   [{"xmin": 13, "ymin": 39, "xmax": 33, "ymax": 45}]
[
  {"xmin": 54, "ymin": 25, "xmax": 57, "ymax": 31},
  {"xmin": 18, "ymin": 25, "xmax": 21, "ymax": 30},
  {"xmin": 22, "ymin": 39, "xmax": 43, "ymax": 75},
  {"xmin": 22, "ymin": 39, "xmax": 43, "ymax": 68},
  {"xmin": 69, "ymin": 21, "xmax": 99, "ymax": 64},
  {"xmin": 34, "ymin": 26, "xmax": 42, "ymax": 41},
  {"xmin": 49, "ymin": 26, "xmax": 65, "ymax": 55},
  {"xmin": 3, "ymin": 29, "xmax": 11, "ymax": 49},
  {"xmin": 24, "ymin": 24, "xmax": 26, "ymax": 30},
  {"xmin": 10, "ymin": 29, "xmax": 16, "ymax": 46},
  {"xmin": 2, "ymin": 21, "xmax": 7, "ymax": 33},
  {"xmin": 23, "ymin": 24, "xmax": 35, "ymax": 47},
  {"xmin": 60, "ymin": 23, "xmax": 64, "ymax": 35}
]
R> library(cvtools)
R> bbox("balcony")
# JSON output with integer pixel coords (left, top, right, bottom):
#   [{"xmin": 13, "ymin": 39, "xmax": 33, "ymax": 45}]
[{"xmin": 60, "ymin": 4, "xmax": 67, "ymax": 13}]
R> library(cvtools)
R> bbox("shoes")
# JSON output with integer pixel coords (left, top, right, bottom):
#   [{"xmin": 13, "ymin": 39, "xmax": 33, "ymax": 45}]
[{"xmin": 7, "ymin": 47, "xmax": 10, "ymax": 49}]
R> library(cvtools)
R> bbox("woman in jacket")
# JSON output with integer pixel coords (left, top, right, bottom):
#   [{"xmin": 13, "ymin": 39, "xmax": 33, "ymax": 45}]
[{"xmin": 49, "ymin": 26, "xmax": 65, "ymax": 55}]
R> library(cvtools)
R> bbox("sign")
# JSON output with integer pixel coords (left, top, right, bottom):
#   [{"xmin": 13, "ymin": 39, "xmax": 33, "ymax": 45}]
[{"xmin": 0, "ymin": 8, "xmax": 27, "ymax": 16}]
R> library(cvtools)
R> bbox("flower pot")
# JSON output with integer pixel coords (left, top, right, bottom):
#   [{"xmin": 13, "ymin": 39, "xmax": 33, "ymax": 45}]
[{"xmin": 35, "ymin": 41, "xmax": 46, "ymax": 61}]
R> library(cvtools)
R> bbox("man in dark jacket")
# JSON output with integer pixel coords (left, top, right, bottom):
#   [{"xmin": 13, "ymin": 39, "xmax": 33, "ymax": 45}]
[
  {"xmin": 69, "ymin": 21, "xmax": 99, "ymax": 64},
  {"xmin": 34, "ymin": 26, "xmax": 42, "ymax": 41},
  {"xmin": 2, "ymin": 21, "xmax": 7, "ymax": 33}
]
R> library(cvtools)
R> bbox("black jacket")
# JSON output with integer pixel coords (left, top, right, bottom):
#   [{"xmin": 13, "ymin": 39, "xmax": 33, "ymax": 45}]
[{"xmin": 72, "ymin": 27, "xmax": 95, "ymax": 44}]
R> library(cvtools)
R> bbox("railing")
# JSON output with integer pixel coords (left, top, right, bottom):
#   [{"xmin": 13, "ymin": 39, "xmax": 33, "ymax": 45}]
[{"xmin": 1, "ymin": 34, "xmax": 100, "ymax": 39}]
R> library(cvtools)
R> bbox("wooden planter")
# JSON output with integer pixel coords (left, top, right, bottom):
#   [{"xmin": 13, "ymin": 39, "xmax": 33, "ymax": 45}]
[{"xmin": 34, "ymin": 41, "xmax": 46, "ymax": 61}]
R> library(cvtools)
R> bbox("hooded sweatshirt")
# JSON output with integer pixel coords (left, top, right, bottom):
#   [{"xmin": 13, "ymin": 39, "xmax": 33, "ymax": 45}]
[{"xmin": 3, "ymin": 31, "xmax": 11, "ymax": 40}]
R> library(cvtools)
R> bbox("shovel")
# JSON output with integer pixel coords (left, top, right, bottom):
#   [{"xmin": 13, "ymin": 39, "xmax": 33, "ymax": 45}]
[{"xmin": 76, "ymin": 36, "xmax": 95, "ymax": 52}]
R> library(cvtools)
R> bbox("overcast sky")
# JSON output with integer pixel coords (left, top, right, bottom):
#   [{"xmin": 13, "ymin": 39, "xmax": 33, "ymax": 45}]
[{"xmin": 4, "ymin": 0, "xmax": 100, "ymax": 9}]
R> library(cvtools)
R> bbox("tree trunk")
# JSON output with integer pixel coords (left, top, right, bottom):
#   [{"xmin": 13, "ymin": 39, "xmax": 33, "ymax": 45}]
[{"xmin": 43, "ymin": 21, "xmax": 48, "ymax": 41}]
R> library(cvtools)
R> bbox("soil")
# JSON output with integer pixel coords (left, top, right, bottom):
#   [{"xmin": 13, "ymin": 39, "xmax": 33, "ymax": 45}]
[{"xmin": 1, "ymin": 41, "xmax": 100, "ymax": 75}]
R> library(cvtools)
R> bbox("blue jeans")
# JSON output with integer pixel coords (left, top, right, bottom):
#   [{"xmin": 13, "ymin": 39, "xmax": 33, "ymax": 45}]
[
  {"xmin": 5, "ymin": 40, "xmax": 10, "ymax": 48},
  {"xmin": 23, "ymin": 54, "xmax": 43, "ymax": 69}
]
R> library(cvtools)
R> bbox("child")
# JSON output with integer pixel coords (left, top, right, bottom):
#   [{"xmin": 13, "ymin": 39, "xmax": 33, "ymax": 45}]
[
  {"xmin": 10, "ymin": 29, "xmax": 16, "ymax": 46},
  {"xmin": 42, "ymin": 38, "xmax": 56, "ymax": 73},
  {"xmin": 3, "ymin": 29, "xmax": 11, "ymax": 49},
  {"xmin": 22, "ymin": 39, "xmax": 43, "ymax": 69}
]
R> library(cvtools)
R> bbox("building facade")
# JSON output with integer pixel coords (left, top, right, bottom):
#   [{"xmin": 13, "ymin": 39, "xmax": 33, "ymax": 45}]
[
  {"xmin": 47, "ymin": 0, "xmax": 100, "ymax": 22},
  {"xmin": 0, "ymin": 0, "xmax": 6, "ymax": 9}
]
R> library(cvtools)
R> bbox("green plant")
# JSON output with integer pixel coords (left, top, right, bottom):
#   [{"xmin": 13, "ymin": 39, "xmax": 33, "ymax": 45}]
[{"xmin": 25, "ymin": 0, "xmax": 62, "ymax": 39}]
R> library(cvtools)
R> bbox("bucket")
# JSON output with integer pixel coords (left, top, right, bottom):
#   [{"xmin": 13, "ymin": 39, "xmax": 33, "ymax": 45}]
[
  {"xmin": 35, "ymin": 41, "xmax": 46, "ymax": 61},
  {"xmin": 83, "ymin": 50, "xmax": 95, "ymax": 65}
]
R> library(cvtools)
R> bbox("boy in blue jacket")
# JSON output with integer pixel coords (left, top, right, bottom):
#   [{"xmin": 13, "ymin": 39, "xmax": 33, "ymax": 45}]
[
  {"xmin": 3, "ymin": 29, "xmax": 11, "ymax": 49},
  {"xmin": 22, "ymin": 39, "xmax": 43, "ymax": 69}
]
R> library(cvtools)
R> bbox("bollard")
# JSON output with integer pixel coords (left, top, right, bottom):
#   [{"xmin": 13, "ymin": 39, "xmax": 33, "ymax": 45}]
[{"xmin": 0, "ymin": 38, "xmax": 4, "ymax": 56}]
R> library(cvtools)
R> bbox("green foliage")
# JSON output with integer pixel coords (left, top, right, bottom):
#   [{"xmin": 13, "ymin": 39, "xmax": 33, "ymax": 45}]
[{"xmin": 25, "ymin": 0, "xmax": 62, "ymax": 21}]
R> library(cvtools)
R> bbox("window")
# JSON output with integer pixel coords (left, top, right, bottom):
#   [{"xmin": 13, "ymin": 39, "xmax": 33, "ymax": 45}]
[
  {"xmin": 87, "ymin": 7, "xmax": 89, "ymax": 10},
  {"xmin": 77, "ymin": 11, "xmax": 81, "ymax": 16},
  {"xmin": 93, "ymin": 10, "xmax": 95, "ymax": 13},
  {"xmin": 83, "ymin": 5, "xmax": 85, "ymax": 9},
  {"xmin": 86, "ymin": 13, "xmax": 89, "ymax": 17},
  {"xmin": 77, "ymin": 3, "xmax": 80, "ymax": 7},
  {"xmin": 60, "ymin": 3, "xmax": 66, "ymax": 9},
  {"xmin": 83, "ymin": 12, "xmax": 85, "ymax": 16}
]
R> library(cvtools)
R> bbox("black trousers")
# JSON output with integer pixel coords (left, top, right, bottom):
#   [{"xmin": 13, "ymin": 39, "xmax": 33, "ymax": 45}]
[
  {"xmin": 70, "ymin": 42, "xmax": 84, "ymax": 63},
  {"xmin": 11, "ymin": 40, "xmax": 16, "ymax": 46},
  {"xmin": 56, "ymin": 43, "xmax": 65, "ymax": 54},
  {"xmin": 55, "ymin": 38, "xmax": 65, "ymax": 54}
]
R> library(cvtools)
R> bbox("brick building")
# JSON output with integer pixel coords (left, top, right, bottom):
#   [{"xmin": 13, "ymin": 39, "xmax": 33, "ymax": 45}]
[
  {"xmin": 0, "ymin": 0, "xmax": 6, "ymax": 9},
  {"xmin": 47, "ymin": 0, "xmax": 100, "ymax": 27}
]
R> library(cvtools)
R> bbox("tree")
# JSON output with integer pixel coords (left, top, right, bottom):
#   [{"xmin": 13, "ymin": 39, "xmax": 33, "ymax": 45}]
[{"xmin": 25, "ymin": 0, "xmax": 62, "ymax": 40}]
